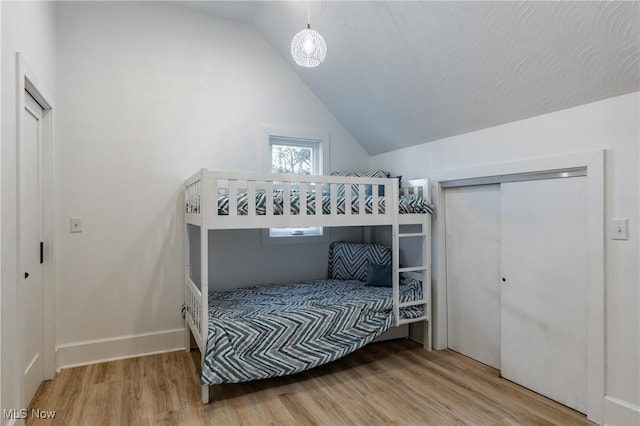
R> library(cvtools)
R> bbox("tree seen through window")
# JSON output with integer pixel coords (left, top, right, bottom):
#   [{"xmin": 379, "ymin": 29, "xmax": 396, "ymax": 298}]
[
  {"xmin": 268, "ymin": 138, "xmax": 323, "ymax": 239},
  {"xmin": 271, "ymin": 144, "xmax": 313, "ymax": 175}
]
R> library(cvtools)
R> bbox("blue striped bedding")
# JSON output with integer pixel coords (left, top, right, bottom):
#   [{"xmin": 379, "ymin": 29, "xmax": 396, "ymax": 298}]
[
  {"xmin": 216, "ymin": 191, "xmax": 434, "ymax": 216},
  {"xmin": 201, "ymin": 278, "xmax": 423, "ymax": 385}
]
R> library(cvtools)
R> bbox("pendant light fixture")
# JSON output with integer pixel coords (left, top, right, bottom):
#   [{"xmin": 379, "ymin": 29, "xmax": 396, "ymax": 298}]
[{"xmin": 291, "ymin": 2, "xmax": 327, "ymax": 68}]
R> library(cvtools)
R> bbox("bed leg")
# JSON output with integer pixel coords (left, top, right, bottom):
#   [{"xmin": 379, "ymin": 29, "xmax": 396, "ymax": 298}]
[
  {"xmin": 201, "ymin": 385, "xmax": 210, "ymax": 404},
  {"xmin": 185, "ymin": 322, "xmax": 192, "ymax": 353},
  {"xmin": 423, "ymin": 320, "xmax": 432, "ymax": 351}
]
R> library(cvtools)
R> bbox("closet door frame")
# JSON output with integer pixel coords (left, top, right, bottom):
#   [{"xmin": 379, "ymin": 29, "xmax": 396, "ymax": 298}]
[
  {"xmin": 15, "ymin": 53, "xmax": 56, "ymax": 402},
  {"xmin": 431, "ymin": 150, "xmax": 604, "ymax": 424}
]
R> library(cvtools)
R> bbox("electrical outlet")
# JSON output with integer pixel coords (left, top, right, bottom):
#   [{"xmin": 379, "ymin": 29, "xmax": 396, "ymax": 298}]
[
  {"xmin": 612, "ymin": 218, "xmax": 628, "ymax": 240},
  {"xmin": 70, "ymin": 217, "xmax": 82, "ymax": 233}
]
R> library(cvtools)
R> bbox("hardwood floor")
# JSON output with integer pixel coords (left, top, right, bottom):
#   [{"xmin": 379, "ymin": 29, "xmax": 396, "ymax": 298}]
[{"xmin": 27, "ymin": 339, "xmax": 593, "ymax": 425}]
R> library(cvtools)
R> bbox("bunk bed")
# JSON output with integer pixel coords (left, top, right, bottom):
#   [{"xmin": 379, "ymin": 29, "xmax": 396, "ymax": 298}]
[{"xmin": 184, "ymin": 169, "xmax": 433, "ymax": 403}]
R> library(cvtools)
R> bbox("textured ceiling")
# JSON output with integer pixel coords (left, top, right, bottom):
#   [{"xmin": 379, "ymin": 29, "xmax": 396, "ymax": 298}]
[{"xmin": 174, "ymin": 1, "xmax": 640, "ymax": 155}]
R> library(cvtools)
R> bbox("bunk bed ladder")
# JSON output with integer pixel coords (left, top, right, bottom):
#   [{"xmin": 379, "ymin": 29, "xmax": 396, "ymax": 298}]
[{"xmin": 392, "ymin": 214, "xmax": 432, "ymax": 350}]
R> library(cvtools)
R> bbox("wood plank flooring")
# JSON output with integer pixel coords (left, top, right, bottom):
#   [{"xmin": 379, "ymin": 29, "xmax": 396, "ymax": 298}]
[{"xmin": 27, "ymin": 339, "xmax": 593, "ymax": 425}]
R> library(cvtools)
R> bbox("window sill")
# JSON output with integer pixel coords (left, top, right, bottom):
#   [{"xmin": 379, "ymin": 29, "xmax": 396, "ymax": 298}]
[{"xmin": 260, "ymin": 228, "xmax": 331, "ymax": 246}]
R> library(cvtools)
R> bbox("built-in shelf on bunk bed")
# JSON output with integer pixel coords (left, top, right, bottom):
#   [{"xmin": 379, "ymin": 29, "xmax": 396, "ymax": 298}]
[{"xmin": 184, "ymin": 169, "xmax": 433, "ymax": 403}]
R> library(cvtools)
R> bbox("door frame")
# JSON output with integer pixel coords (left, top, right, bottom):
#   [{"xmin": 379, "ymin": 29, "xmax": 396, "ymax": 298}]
[
  {"xmin": 431, "ymin": 150, "xmax": 605, "ymax": 424},
  {"xmin": 15, "ymin": 52, "xmax": 55, "ymax": 405}
]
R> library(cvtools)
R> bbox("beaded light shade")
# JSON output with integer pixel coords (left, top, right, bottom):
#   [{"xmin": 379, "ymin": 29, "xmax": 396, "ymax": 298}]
[{"xmin": 291, "ymin": 23, "xmax": 327, "ymax": 68}]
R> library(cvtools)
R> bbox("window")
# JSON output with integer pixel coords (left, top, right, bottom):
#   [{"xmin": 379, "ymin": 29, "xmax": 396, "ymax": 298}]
[
  {"xmin": 270, "ymin": 139, "xmax": 317, "ymax": 176},
  {"xmin": 261, "ymin": 126, "xmax": 330, "ymax": 243}
]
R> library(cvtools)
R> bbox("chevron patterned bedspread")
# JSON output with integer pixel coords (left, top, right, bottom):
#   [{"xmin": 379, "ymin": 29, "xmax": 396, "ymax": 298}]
[
  {"xmin": 201, "ymin": 278, "xmax": 423, "ymax": 385},
  {"xmin": 215, "ymin": 192, "xmax": 434, "ymax": 216}
]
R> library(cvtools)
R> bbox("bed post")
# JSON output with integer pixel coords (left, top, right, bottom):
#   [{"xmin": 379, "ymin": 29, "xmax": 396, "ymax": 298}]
[
  {"xmin": 422, "ymin": 179, "xmax": 432, "ymax": 351},
  {"xmin": 200, "ymin": 169, "xmax": 210, "ymax": 404},
  {"xmin": 184, "ymin": 180, "xmax": 191, "ymax": 353},
  {"xmin": 200, "ymin": 222, "xmax": 210, "ymax": 404},
  {"xmin": 422, "ymin": 211, "xmax": 432, "ymax": 351},
  {"xmin": 391, "ymin": 179, "xmax": 401, "ymax": 327}
]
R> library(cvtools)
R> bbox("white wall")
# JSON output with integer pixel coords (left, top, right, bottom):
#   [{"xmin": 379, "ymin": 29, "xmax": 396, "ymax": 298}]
[
  {"xmin": 8, "ymin": 2, "xmax": 635, "ymax": 422},
  {"xmin": 53, "ymin": 1, "xmax": 369, "ymax": 368},
  {"xmin": 186, "ymin": 227, "xmax": 365, "ymax": 292},
  {"xmin": 371, "ymin": 92, "xmax": 640, "ymax": 424},
  {"xmin": 1, "ymin": 1, "xmax": 56, "ymax": 421},
  {"xmin": 0, "ymin": 0, "xmax": 4, "ymax": 417}
]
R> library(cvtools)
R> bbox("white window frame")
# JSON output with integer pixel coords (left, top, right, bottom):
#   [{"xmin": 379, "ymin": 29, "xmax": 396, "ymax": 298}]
[{"xmin": 260, "ymin": 125, "xmax": 330, "ymax": 245}]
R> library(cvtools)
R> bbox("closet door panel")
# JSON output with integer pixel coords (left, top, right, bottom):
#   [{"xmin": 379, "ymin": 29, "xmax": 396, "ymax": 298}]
[
  {"xmin": 445, "ymin": 184, "xmax": 501, "ymax": 369},
  {"xmin": 500, "ymin": 177, "xmax": 587, "ymax": 413}
]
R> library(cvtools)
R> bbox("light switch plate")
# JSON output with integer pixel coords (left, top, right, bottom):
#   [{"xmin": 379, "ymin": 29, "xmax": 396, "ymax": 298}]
[{"xmin": 612, "ymin": 218, "xmax": 628, "ymax": 240}]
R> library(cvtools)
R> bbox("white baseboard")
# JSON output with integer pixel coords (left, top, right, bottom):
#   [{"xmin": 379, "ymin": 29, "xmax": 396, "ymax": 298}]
[
  {"xmin": 604, "ymin": 395, "xmax": 640, "ymax": 426},
  {"xmin": 55, "ymin": 328, "xmax": 186, "ymax": 371}
]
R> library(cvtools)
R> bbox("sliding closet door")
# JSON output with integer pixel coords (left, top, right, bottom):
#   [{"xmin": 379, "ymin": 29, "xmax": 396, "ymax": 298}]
[
  {"xmin": 445, "ymin": 185, "xmax": 501, "ymax": 369},
  {"xmin": 500, "ymin": 177, "xmax": 587, "ymax": 413}
]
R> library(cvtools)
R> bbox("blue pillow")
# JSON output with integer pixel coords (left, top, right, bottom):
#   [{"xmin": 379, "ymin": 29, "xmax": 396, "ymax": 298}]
[
  {"xmin": 365, "ymin": 263, "xmax": 393, "ymax": 287},
  {"xmin": 364, "ymin": 175, "xmax": 402, "ymax": 197},
  {"xmin": 328, "ymin": 241, "xmax": 391, "ymax": 281},
  {"xmin": 331, "ymin": 170, "xmax": 389, "ymax": 197}
]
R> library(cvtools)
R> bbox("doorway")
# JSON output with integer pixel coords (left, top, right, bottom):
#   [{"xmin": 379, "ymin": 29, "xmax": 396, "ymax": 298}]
[
  {"xmin": 445, "ymin": 175, "xmax": 588, "ymax": 413},
  {"xmin": 20, "ymin": 89, "xmax": 46, "ymax": 406},
  {"xmin": 17, "ymin": 56, "xmax": 54, "ymax": 408},
  {"xmin": 433, "ymin": 151, "xmax": 605, "ymax": 423}
]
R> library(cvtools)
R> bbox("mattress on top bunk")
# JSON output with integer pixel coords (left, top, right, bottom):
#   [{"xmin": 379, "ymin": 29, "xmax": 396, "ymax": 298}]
[
  {"xmin": 214, "ymin": 191, "xmax": 434, "ymax": 216},
  {"xmin": 201, "ymin": 278, "xmax": 423, "ymax": 385}
]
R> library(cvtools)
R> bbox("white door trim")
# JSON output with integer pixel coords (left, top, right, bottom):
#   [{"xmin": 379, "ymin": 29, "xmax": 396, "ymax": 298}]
[
  {"xmin": 431, "ymin": 150, "xmax": 605, "ymax": 424},
  {"xmin": 15, "ymin": 52, "xmax": 55, "ymax": 404}
]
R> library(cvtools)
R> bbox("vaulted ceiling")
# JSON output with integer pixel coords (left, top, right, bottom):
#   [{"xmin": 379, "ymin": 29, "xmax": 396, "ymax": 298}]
[{"xmin": 175, "ymin": 1, "xmax": 639, "ymax": 155}]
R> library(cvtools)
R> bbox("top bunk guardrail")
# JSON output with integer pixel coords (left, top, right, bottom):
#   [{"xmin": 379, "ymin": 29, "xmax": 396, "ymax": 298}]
[{"xmin": 185, "ymin": 169, "xmax": 432, "ymax": 230}]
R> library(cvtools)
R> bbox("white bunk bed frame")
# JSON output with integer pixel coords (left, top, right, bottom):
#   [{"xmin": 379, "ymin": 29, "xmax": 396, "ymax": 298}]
[{"xmin": 184, "ymin": 169, "xmax": 432, "ymax": 403}]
